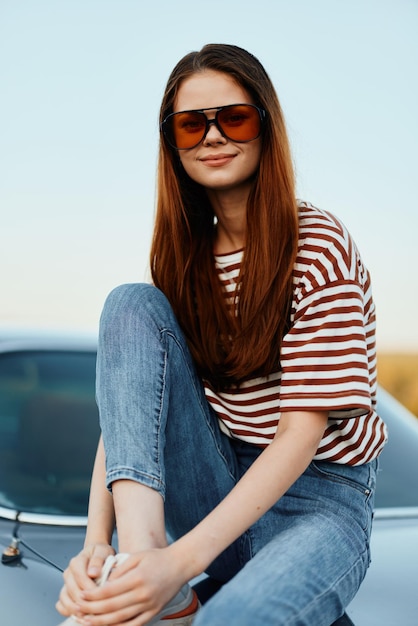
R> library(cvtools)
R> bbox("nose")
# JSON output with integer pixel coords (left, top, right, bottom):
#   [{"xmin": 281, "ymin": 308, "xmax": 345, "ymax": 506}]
[{"xmin": 203, "ymin": 118, "xmax": 226, "ymax": 144}]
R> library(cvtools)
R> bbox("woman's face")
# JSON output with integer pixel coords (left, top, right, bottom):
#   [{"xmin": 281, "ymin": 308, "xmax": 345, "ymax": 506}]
[{"xmin": 173, "ymin": 70, "xmax": 262, "ymax": 196}]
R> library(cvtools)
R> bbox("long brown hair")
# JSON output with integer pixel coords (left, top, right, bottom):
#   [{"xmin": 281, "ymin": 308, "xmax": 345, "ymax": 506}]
[{"xmin": 150, "ymin": 44, "xmax": 298, "ymax": 389}]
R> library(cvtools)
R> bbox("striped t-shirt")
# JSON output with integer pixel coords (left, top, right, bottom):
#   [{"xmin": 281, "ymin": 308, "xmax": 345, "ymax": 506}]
[{"xmin": 204, "ymin": 201, "xmax": 387, "ymax": 466}]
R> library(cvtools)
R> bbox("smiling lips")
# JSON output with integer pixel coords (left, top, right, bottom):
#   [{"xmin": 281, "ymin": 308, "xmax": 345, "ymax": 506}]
[{"xmin": 200, "ymin": 153, "xmax": 236, "ymax": 166}]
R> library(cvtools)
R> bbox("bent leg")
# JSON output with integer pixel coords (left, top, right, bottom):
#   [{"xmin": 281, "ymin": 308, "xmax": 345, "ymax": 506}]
[
  {"xmin": 194, "ymin": 514, "xmax": 365, "ymax": 626},
  {"xmin": 96, "ymin": 284, "xmax": 247, "ymax": 577},
  {"xmin": 194, "ymin": 459, "xmax": 377, "ymax": 625}
]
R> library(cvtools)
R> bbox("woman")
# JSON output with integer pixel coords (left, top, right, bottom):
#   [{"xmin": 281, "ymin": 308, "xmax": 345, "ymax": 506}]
[{"xmin": 57, "ymin": 44, "xmax": 387, "ymax": 626}]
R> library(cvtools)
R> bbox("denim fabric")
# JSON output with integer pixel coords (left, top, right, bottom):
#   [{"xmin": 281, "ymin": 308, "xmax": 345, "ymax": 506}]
[{"xmin": 96, "ymin": 283, "xmax": 377, "ymax": 626}]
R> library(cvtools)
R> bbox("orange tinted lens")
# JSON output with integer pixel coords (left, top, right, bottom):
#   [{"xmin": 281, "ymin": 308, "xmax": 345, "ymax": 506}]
[
  {"xmin": 217, "ymin": 105, "xmax": 261, "ymax": 142},
  {"xmin": 172, "ymin": 111, "xmax": 207, "ymax": 149}
]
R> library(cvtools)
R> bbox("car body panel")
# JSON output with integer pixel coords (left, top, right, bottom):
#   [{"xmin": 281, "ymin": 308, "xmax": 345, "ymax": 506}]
[
  {"xmin": 1, "ymin": 555, "xmax": 64, "ymax": 625},
  {"xmin": 372, "ymin": 387, "xmax": 418, "ymax": 509},
  {"xmin": 1, "ymin": 328, "xmax": 417, "ymax": 625},
  {"xmin": 0, "ymin": 517, "xmax": 85, "ymax": 625},
  {"xmin": 347, "ymin": 515, "xmax": 418, "ymax": 625}
]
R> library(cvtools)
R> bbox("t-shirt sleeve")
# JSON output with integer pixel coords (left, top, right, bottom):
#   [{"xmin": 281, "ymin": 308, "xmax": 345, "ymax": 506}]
[{"xmin": 280, "ymin": 223, "xmax": 376, "ymax": 418}]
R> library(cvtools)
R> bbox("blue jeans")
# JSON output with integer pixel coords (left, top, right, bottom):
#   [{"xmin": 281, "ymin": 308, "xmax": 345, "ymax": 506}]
[{"xmin": 96, "ymin": 283, "xmax": 377, "ymax": 626}]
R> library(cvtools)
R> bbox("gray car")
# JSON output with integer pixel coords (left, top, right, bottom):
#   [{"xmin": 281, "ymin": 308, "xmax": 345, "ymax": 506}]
[{"xmin": 1, "ymin": 329, "xmax": 417, "ymax": 625}]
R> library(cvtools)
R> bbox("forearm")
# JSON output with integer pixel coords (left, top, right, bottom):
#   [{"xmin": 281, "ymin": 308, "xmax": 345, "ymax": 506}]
[
  {"xmin": 170, "ymin": 410, "xmax": 328, "ymax": 580},
  {"xmin": 84, "ymin": 434, "xmax": 116, "ymax": 547}
]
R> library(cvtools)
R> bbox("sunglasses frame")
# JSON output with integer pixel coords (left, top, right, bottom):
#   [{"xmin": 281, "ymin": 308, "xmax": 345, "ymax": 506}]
[{"xmin": 161, "ymin": 103, "xmax": 266, "ymax": 150}]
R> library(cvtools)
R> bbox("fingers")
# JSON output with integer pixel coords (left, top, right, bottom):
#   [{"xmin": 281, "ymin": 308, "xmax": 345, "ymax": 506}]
[
  {"xmin": 87, "ymin": 544, "xmax": 116, "ymax": 580},
  {"xmin": 56, "ymin": 581, "xmax": 81, "ymax": 618},
  {"xmin": 57, "ymin": 548, "xmax": 182, "ymax": 626},
  {"xmin": 72, "ymin": 588, "xmax": 159, "ymax": 626},
  {"xmin": 56, "ymin": 544, "xmax": 115, "ymax": 618},
  {"xmin": 56, "ymin": 553, "xmax": 90, "ymax": 617},
  {"xmin": 74, "ymin": 566, "xmax": 165, "ymax": 626}
]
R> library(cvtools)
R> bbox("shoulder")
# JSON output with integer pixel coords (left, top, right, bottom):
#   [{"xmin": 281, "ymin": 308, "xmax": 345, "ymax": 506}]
[
  {"xmin": 297, "ymin": 200, "xmax": 350, "ymax": 247},
  {"xmin": 293, "ymin": 201, "xmax": 371, "ymax": 295}
]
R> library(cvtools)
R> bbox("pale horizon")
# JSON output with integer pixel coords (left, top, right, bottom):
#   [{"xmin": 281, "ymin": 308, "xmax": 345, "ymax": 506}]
[{"xmin": 2, "ymin": 0, "xmax": 417, "ymax": 352}]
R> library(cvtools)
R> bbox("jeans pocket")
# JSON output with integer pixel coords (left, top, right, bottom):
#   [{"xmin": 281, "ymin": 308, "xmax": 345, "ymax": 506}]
[
  {"xmin": 309, "ymin": 460, "xmax": 377, "ymax": 547},
  {"xmin": 310, "ymin": 459, "xmax": 376, "ymax": 497}
]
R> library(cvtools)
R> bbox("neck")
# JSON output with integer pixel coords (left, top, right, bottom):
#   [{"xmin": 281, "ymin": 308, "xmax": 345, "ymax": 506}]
[{"xmin": 208, "ymin": 187, "xmax": 248, "ymax": 255}]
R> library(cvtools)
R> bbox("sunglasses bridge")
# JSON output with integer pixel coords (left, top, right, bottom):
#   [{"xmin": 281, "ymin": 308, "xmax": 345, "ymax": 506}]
[
  {"xmin": 178, "ymin": 106, "xmax": 239, "ymax": 145},
  {"xmin": 191, "ymin": 106, "xmax": 262, "ymax": 145}
]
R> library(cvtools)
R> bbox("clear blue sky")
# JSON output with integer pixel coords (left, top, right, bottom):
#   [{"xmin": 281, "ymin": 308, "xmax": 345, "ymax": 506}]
[{"xmin": 1, "ymin": 0, "xmax": 417, "ymax": 350}]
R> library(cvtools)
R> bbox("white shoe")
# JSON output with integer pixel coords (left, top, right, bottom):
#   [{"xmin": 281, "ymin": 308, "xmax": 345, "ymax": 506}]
[{"xmin": 147, "ymin": 582, "xmax": 200, "ymax": 625}]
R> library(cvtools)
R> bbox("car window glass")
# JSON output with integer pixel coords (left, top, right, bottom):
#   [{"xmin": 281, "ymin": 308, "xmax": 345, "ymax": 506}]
[{"xmin": 0, "ymin": 350, "xmax": 100, "ymax": 516}]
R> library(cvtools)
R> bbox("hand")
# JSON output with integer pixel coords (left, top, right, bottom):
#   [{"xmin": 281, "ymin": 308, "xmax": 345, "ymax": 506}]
[
  {"xmin": 72, "ymin": 546, "xmax": 188, "ymax": 626},
  {"xmin": 56, "ymin": 543, "xmax": 115, "ymax": 618}
]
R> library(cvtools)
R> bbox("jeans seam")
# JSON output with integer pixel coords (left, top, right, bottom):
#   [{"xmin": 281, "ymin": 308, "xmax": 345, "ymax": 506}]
[
  {"xmin": 240, "ymin": 528, "xmax": 254, "ymax": 566},
  {"xmin": 106, "ymin": 468, "xmax": 165, "ymax": 495},
  {"xmin": 163, "ymin": 328, "xmax": 239, "ymax": 486},
  {"xmin": 310, "ymin": 461, "xmax": 373, "ymax": 496},
  {"xmin": 155, "ymin": 342, "xmax": 168, "ymax": 496}
]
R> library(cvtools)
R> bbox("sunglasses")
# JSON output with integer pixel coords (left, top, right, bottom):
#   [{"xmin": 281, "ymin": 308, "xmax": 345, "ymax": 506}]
[{"xmin": 161, "ymin": 103, "xmax": 266, "ymax": 150}]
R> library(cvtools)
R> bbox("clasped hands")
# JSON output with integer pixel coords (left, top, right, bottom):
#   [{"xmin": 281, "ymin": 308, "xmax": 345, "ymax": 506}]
[{"xmin": 56, "ymin": 543, "xmax": 187, "ymax": 626}]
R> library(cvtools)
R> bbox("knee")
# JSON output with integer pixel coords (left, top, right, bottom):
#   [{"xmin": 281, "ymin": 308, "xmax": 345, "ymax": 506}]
[
  {"xmin": 103, "ymin": 283, "xmax": 154, "ymax": 311},
  {"xmin": 99, "ymin": 283, "xmax": 171, "ymax": 336},
  {"xmin": 99, "ymin": 283, "xmax": 143, "ymax": 331}
]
